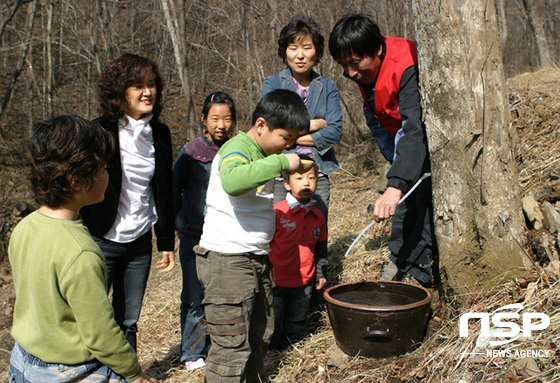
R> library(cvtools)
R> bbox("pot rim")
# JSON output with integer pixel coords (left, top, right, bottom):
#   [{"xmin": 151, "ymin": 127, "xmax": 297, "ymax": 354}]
[{"xmin": 323, "ymin": 280, "xmax": 433, "ymax": 312}]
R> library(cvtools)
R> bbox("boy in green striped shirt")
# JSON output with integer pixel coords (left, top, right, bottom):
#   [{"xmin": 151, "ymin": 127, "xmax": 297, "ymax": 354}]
[{"xmin": 196, "ymin": 89, "xmax": 309, "ymax": 382}]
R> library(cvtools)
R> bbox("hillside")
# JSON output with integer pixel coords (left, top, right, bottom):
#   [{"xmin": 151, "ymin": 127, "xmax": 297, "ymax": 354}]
[
  {"xmin": 129, "ymin": 67, "xmax": 560, "ymax": 382},
  {"xmin": 1, "ymin": 67, "xmax": 559, "ymax": 381}
]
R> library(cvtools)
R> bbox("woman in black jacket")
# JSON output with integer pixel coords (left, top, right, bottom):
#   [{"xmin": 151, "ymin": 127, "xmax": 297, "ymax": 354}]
[{"xmin": 81, "ymin": 54, "xmax": 175, "ymax": 350}]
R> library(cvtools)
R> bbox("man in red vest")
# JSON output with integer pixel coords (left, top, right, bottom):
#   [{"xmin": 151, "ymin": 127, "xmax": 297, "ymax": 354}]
[{"xmin": 329, "ymin": 14, "xmax": 436, "ymax": 287}]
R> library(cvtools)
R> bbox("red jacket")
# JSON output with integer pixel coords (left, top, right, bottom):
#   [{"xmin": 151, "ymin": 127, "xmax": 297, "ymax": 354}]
[
  {"xmin": 269, "ymin": 199, "xmax": 327, "ymax": 288},
  {"xmin": 360, "ymin": 36, "xmax": 418, "ymax": 135}
]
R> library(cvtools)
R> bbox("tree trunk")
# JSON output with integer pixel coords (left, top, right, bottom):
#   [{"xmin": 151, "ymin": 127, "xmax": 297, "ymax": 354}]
[
  {"xmin": 44, "ymin": 0, "xmax": 53, "ymax": 119},
  {"xmin": 523, "ymin": 0, "xmax": 553, "ymax": 67},
  {"xmin": 495, "ymin": 0, "xmax": 508, "ymax": 48},
  {"xmin": 0, "ymin": 0, "xmax": 36, "ymax": 120},
  {"xmin": 26, "ymin": 61, "xmax": 34, "ymax": 134},
  {"xmin": 57, "ymin": 0, "xmax": 66, "ymax": 85},
  {"xmin": 411, "ymin": 0, "xmax": 530, "ymax": 300},
  {"xmin": 160, "ymin": 0, "xmax": 197, "ymax": 139}
]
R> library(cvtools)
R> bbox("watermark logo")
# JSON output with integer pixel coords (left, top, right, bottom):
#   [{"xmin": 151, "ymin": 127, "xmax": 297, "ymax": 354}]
[
  {"xmin": 458, "ymin": 303, "xmax": 553, "ymax": 359},
  {"xmin": 460, "ymin": 303, "xmax": 550, "ymax": 347}
]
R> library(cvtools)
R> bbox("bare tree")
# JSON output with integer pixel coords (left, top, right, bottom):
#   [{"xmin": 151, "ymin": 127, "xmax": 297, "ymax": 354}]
[
  {"xmin": 1, "ymin": 0, "xmax": 557, "ymax": 141},
  {"xmin": 26, "ymin": 60, "xmax": 35, "ymax": 133},
  {"xmin": 161, "ymin": 0, "xmax": 197, "ymax": 138},
  {"xmin": 523, "ymin": 0, "xmax": 553, "ymax": 67},
  {"xmin": 495, "ymin": 0, "xmax": 508, "ymax": 47},
  {"xmin": 0, "ymin": 0, "xmax": 31, "ymax": 42},
  {"xmin": 412, "ymin": 0, "xmax": 530, "ymax": 300},
  {"xmin": 0, "ymin": 0, "xmax": 36, "ymax": 120},
  {"xmin": 44, "ymin": 0, "xmax": 54, "ymax": 118}
]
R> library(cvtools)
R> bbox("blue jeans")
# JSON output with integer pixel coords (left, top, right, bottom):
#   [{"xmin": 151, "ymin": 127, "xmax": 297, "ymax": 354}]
[
  {"xmin": 179, "ymin": 233, "xmax": 208, "ymax": 362},
  {"xmin": 94, "ymin": 230, "xmax": 152, "ymax": 351},
  {"xmin": 269, "ymin": 282, "xmax": 313, "ymax": 350},
  {"xmin": 8, "ymin": 342, "xmax": 127, "ymax": 382}
]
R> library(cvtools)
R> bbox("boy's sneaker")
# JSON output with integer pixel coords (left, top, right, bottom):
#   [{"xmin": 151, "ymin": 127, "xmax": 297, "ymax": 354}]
[{"xmin": 185, "ymin": 358, "xmax": 206, "ymax": 372}]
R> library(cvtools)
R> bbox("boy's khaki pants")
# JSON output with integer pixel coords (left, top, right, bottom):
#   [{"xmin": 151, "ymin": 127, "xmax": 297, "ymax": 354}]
[{"xmin": 195, "ymin": 246, "xmax": 274, "ymax": 383}]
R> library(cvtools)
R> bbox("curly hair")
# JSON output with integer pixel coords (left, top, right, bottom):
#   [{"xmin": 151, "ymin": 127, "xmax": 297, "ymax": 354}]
[
  {"xmin": 97, "ymin": 54, "xmax": 164, "ymax": 124},
  {"xmin": 278, "ymin": 16, "xmax": 324, "ymax": 64},
  {"xmin": 29, "ymin": 115, "xmax": 114, "ymax": 208}
]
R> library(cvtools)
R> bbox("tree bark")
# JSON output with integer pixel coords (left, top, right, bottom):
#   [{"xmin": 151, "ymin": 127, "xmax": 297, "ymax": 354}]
[
  {"xmin": 495, "ymin": 0, "xmax": 508, "ymax": 48},
  {"xmin": 412, "ymin": 0, "xmax": 530, "ymax": 300},
  {"xmin": 523, "ymin": 0, "xmax": 553, "ymax": 67}
]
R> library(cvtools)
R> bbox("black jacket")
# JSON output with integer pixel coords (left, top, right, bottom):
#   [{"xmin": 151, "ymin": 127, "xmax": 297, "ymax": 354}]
[{"xmin": 81, "ymin": 116, "xmax": 175, "ymax": 251}]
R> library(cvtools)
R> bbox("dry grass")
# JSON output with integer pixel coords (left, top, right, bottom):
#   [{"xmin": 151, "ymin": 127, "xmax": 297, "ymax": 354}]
[
  {"xmin": 133, "ymin": 68, "xmax": 560, "ymax": 382},
  {"xmin": 509, "ymin": 68, "xmax": 560, "ymax": 193},
  {"xmin": 1, "ymin": 68, "xmax": 559, "ymax": 382}
]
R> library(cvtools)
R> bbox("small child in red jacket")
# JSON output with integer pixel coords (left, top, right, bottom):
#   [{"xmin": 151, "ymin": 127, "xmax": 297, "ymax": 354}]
[{"xmin": 268, "ymin": 155, "xmax": 327, "ymax": 353}]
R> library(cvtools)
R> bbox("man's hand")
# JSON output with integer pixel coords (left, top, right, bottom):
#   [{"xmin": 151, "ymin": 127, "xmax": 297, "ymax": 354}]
[
  {"xmin": 156, "ymin": 251, "xmax": 175, "ymax": 272},
  {"xmin": 317, "ymin": 278, "xmax": 327, "ymax": 290},
  {"xmin": 373, "ymin": 187, "xmax": 402, "ymax": 222}
]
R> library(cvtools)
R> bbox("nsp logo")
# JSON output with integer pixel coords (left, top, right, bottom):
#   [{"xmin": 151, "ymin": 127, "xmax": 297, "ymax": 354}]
[{"xmin": 459, "ymin": 303, "xmax": 550, "ymax": 346}]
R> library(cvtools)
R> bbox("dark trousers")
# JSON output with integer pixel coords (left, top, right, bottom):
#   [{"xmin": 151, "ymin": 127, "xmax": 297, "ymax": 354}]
[
  {"xmin": 388, "ymin": 178, "xmax": 436, "ymax": 285},
  {"xmin": 94, "ymin": 230, "xmax": 152, "ymax": 351},
  {"xmin": 179, "ymin": 233, "xmax": 207, "ymax": 362},
  {"xmin": 269, "ymin": 281, "xmax": 313, "ymax": 350},
  {"xmin": 195, "ymin": 246, "xmax": 274, "ymax": 383}
]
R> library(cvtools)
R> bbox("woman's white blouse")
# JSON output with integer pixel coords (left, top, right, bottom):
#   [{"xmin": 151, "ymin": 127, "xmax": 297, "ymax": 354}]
[{"xmin": 104, "ymin": 115, "xmax": 157, "ymax": 243}]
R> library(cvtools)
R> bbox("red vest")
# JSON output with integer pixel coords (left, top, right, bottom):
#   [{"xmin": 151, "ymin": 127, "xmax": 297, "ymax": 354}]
[{"xmin": 359, "ymin": 36, "xmax": 418, "ymax": 136}]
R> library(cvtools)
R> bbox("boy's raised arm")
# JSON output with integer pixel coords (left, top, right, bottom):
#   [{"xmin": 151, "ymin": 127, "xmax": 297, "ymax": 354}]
[{"xmin": 219, "ymin": 152, "xmax": 290, "ymax": 196}]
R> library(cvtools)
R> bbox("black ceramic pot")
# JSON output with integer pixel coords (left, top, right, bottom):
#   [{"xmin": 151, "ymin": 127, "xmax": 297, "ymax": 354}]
[{"xmin": 323, "ymin": 280, "xmax": 432, "ymax": 358}]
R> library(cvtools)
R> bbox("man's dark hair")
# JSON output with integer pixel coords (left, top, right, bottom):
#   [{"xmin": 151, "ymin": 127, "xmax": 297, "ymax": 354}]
[
  {"xmin": 252, "ymin": 89, "xmax": 310, "ymax": 133},
  {"xmin": 329, "ymin": 14, "xmax": 384, "ymax": 62},
  {"xmin": 278, "ymin": 16, "xmax": 324, "ymax": 63},
  {"xmin": 29, "ymin": 115, "xmax": 114, "ymax": 208}
]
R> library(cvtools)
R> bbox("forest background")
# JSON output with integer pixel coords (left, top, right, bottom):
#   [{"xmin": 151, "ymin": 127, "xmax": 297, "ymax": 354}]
[{"xmin": 0, "ymin": 0, "xmax": 558, "ymax": 152}]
